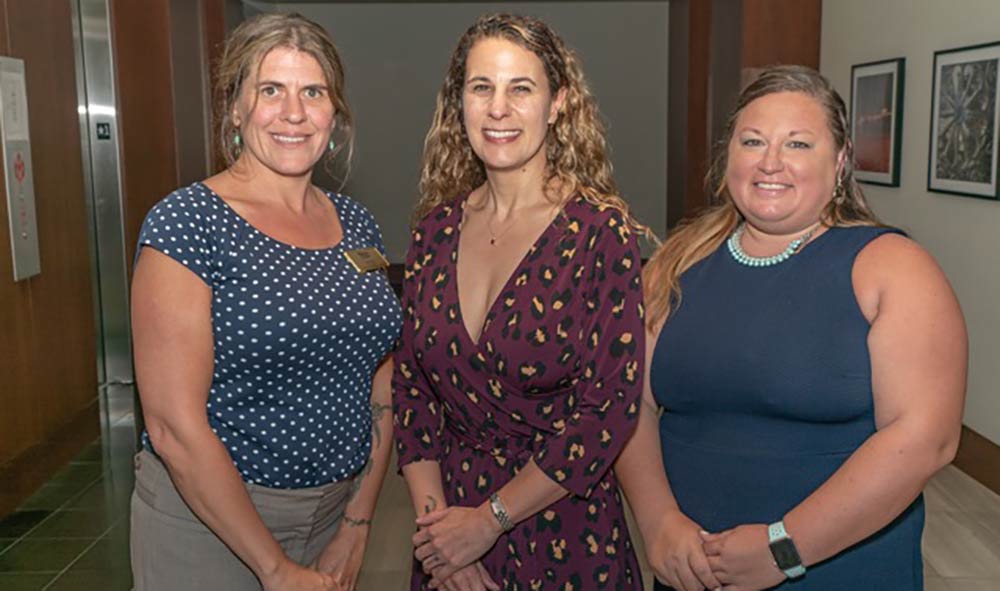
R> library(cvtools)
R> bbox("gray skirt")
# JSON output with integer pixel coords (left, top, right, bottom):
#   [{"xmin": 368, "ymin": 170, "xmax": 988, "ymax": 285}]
[{"xmin": 130, "ymin": 449, "xmax": 352, "ymax": 591}]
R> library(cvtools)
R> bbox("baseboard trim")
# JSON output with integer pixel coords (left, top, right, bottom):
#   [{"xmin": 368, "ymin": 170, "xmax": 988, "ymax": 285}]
[
  {"xmin": 953, "ymin": 425, "xmax": 1000, "ymax": 496},
  {"xmin": 0, "ymin": 400, "xmax": 100, "ymax": 518}
]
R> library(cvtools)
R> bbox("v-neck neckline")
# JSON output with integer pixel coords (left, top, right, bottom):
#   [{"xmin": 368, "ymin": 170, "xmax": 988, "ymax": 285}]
[{"xmin": 452, "ymin": 193, "xmax": 570, "ymax": 347}]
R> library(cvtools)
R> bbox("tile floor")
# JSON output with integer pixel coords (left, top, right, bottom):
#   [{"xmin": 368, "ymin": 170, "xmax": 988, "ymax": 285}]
[{"xmin": 2, "ymin": 414, "xmax": 999, "ymax": 590}]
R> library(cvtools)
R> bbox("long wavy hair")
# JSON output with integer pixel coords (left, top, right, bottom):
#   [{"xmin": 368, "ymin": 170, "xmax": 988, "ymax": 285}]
[
  {"xmin": 414, "ymin": 13, "xmax": 649, "ymax": 238},
  {"xmin": 644, "ymin": 65, "xmax": 883, "ymax": 329},
  {"xmin": 214, "ymin": 12, "xmax": 353, "ymax": 177}
]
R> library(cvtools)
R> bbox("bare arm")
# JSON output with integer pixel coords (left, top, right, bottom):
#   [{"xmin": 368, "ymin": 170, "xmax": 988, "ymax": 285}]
[
  {"xmin": 132, "ymin": 248, "xmax": 333, "ymax": 591},
  {"xmin": 784, "ymin": 234, "xmax": 966, "ymax": 564},
  {"xmin": 401, "ymin": 459, "xmax": 448, "ymax": 520},
  {"xmin": 342, "ymin": 357, "xmax": 395, "ymax": 527},
  {"xmin": 314, "ymin": 357, "xmax": 395, "ymax": 587}
]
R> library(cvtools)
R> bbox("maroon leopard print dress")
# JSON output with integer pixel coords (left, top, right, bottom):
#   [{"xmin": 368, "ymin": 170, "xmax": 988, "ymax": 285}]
[{"xmin": 393, "ymin": 195, "xmax": 644, "ymax": 591}]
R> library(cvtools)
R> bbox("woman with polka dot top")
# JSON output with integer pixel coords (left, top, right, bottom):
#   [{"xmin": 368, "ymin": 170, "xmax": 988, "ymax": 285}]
[
  {"xmin": 393, "ymin": 14, "xmax": 649, "ymax": 591},
  {"xmin": 129, "ymin": 13, "xmax": 401, "ymax": 591}
]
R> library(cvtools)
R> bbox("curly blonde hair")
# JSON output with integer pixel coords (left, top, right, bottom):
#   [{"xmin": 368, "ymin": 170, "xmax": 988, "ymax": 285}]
[
  {"xmin": 644, "ymin": 65, "xmax": 884, "ymax": 329},
  {"xmin": 214, "ymin": 12, "xmax": 353, "ymax": 174},
  {"xmin": 415, "ymin": 13, "xmax": 650, "ymax": 238}
]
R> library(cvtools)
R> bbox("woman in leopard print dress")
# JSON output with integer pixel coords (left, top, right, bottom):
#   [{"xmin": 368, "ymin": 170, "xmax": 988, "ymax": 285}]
[{"xmin": 393, "ymin": 13, "xmax": 647, "ymax": 591}]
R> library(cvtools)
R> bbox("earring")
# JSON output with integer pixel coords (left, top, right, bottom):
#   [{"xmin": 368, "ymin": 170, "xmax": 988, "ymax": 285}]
[
  {"xmin": 833, "ymin": 176, "xmax": 845, "ymax": 202},
  {"xmin": 233, "ymin": 130, "xmax": 242, "ymax": 149},
  {"xmin": 328, "ymin": 138, "xmax": 336, "ymax": 152}
]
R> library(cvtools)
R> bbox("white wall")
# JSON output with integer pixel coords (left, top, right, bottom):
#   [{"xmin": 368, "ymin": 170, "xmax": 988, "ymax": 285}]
[{"xmin": 822, "ymin": 0, "xmax": 1000, "ymax": 444}]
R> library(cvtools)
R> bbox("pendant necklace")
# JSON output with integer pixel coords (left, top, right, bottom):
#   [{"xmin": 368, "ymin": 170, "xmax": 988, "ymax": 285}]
[
  {"xmin": 487, "ymin": 215, "xmax": 517, "ymax": 246},
  {"xmin": 483, "ymin": 187, "xmax": 517, "ymax": 246}
]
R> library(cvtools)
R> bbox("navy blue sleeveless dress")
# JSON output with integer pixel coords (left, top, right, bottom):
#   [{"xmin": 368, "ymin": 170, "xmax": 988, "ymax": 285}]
[{"xmin": 651, "ymin": 226, "xmax": 924, "ymax": 590}]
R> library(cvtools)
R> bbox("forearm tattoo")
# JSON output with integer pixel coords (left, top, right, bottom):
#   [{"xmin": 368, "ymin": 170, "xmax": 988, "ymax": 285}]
[
  {"xmin": 348, "ymin": 458, "xmax": 373, "ymax": 502},
  {"xmin": 371, "ymin": 401, "xmax": 390, "ymax": 448},
  {"xmin": 344, "ymin": 515, "xmax": 372, "ymax": 528},
  {"xmin": 424, "ymin": 495, "xmax": 438, "ymax": 515},
  {"xmin": 347, "ymin": 402, "xmax": 392, "ymax": 503}
]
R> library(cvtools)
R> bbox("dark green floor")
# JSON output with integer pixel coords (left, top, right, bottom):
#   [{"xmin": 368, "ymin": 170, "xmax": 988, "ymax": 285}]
[{"xmin": 0, "ymin": 425, "xmax": 136, "ymax": 591}]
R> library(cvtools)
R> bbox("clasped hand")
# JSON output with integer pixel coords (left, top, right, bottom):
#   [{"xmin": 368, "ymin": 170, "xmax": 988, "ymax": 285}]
[
  {"xmin": 260, "ymin": 558, "xmax": 345, "ymax": 591},
  {"xmin": 311, "ymin": 522, "xmax": 370, "ymax": 591},
  {"xmin": 412, "ymin": 505, "xmax": 501, "ymax": 590},
  {"xmin": 650, "ymin": 516, "xmax": 785, "ymax": 591},
  {"xmin": 700, "ymin": 524, "xmax": 785, "ymax": 591}
]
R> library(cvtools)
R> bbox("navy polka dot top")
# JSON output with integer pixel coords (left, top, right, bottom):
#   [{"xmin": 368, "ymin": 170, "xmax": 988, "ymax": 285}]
[{"xmin": 137, "ymin": 182, "xmax": 402, "ymax": 488}]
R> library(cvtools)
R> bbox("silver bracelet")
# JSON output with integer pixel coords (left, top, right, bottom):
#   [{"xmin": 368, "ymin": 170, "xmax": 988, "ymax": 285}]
[{"xmin": 488, "ymin": 492, "xmax": 515, "ymax": 532}]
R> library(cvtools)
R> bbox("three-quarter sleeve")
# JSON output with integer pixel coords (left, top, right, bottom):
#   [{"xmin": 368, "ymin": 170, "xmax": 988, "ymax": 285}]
[
  {"xmin": 393, "ymin": 225, "xmax": 445, "ymax": 468},
  {"xmin": 533, "ymin": 211, "xmax": 644, "ymax": 498}
]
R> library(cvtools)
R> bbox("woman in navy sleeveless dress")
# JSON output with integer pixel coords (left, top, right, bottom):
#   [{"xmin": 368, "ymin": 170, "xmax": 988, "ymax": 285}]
[{"xmin": 616, "ymin": 66, "xmax": 966, "ymax": 591}]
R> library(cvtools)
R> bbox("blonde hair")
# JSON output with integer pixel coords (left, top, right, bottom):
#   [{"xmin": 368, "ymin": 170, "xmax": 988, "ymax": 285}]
[
  {"xmin": 214, "ymin": 12, "xmax": 353, "ymax": 174},
  {"xmin": 644, "ymin": 65, "xmax": 883, "ymax": 328},
  {"xmin": 415, "ymin": 13, "xmax": 650, "ymax": 238}
]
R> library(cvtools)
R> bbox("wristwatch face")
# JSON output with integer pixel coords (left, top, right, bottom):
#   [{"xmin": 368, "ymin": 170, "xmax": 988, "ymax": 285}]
[{"xmin": 770, "ymin": 538, "xmax": 802, "ymax": 570}]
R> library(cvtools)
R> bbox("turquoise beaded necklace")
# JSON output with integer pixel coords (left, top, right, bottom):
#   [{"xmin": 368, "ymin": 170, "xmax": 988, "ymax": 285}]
[{"xmin": 727, "ymin": 223, "xmax": 817, "ymax": 267}]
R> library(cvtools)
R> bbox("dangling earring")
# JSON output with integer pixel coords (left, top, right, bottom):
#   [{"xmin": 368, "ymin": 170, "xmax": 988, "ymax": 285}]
[
  {"xmin": 833, "ymin": 176, "xmax": 845, "ymax": 203},
  {"xmin": 233, "ymin": 129, "xmax": 242, "ymax": 150},
  {"xmin": 328, "ymin": 138, "xmax": 336, "ymax": 152}
]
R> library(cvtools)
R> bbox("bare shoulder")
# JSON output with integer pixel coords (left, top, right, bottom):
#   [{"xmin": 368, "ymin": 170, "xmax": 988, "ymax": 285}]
[{"xmin": 852, "ymin": 231, "xmax": 958, "ymax": 323}]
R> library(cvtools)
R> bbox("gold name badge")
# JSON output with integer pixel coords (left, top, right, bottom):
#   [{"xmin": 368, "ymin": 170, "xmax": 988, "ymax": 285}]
[{"xmin": 344, "ymin": 247, "xmax": 390, "ymax": 273}]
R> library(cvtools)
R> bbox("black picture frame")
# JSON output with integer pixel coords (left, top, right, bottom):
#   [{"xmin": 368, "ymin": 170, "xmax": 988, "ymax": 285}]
[
  {"xmin": 928, "ymin": 41, "xmax": 1000, "ymax": 200},
  {"xmin": 850, "ymin": 58, "xmax": 905, "ymax": 187}
]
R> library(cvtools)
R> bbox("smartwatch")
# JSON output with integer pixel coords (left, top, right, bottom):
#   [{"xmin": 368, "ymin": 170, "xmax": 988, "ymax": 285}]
[{"xmin": 768, "ymin": 520, "xmax": 806, "ymax": 578}]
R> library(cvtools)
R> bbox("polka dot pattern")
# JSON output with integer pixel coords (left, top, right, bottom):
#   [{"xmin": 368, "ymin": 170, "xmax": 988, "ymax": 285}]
[{"xmin": 137, "ymin": 182, "xmax": 402, "ymax": 488}]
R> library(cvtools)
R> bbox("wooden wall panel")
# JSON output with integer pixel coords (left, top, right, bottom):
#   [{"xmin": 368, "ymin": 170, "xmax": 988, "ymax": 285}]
[
  {"xmin": 0, "ymin": 0, "xmax": 97, "ymax": 463},
  {"xmin": 742, "ymin": 0, "xmax": 822, "ymax": 68},
  {"xmin": 171, "ymin": 0, "xmax": 208, "ymax": 186},
  {"xmin": 203, "ymin": 0, "xmax": 227, "ymax": 172},
  {"xmin": 110, "ymin": 0, "xmax": 178, "ymax": 268},
  {"xmin": 953, "ymin": 425, "xmax": 1000, "ymax": 496},
  {"xmin": 684, "ymin": 0, "xmax": 713, "ymax": 215},
  {"xmin": 666, "ymin": 1, "xmax": 689, "ymax": 228},
  {"xmin": 668, "ymin": 0, "xmax": 824, "ymax": 224}
]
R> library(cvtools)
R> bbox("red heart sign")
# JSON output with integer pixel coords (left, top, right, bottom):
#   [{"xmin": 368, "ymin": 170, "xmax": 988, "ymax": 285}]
[{"xmin": 14, "ymin": 152, "xmax": 25, "ymax": 184}]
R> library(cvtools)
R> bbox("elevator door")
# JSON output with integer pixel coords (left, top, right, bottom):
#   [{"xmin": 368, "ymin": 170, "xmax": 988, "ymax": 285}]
[{"xmin": 71, "ymin": 0, "xmax": 135, "ymax": 415}]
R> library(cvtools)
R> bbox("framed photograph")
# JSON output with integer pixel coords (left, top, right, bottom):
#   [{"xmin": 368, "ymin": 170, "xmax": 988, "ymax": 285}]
[
  {"xmin": 850, "ymin": 58, "xmax": 905, "ymax": 186},
  {"xmin": 928, "ymin": 41, "xmax": 1000, "ymax": 199}
]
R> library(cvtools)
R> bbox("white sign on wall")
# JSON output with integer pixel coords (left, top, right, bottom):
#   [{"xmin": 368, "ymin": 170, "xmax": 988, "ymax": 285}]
[{"xmin": 0, "ymin": 57, "xmax": 40, "ymax": 281}]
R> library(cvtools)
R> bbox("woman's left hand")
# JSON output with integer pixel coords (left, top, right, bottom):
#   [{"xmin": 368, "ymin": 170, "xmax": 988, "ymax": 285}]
[
  {"xmin": 701, "ymin": 525, "xmax": 785, "ymax": 591},
  {"xmin": 413, "ymin": 505, "xmax": 501, "ymax": 582},
  {"xmin": 313, "ymin": 521, "xmax": 370, "ymax": 591}
]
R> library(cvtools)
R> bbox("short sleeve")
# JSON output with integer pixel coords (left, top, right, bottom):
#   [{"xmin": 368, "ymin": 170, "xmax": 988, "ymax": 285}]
[
  {"xmin": 137, "ymin": 189, "xmax": 215, "ymax": 286},
  {"xmin": 533, "ymin": 209, "xmax": 644, "ymax": 498},
  {"xmin": 334, "ymin": 193, "xmax": 391, "ymax": 258}
]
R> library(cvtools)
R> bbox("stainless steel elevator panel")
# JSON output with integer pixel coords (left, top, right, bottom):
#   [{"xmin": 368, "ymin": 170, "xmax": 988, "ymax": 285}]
[
  {"xmin": 71, "ymin": 0, "xmax": 104, "ymax": 385},
  {"xmin": 72, "ymin": 0, "xmax": 133, "ymax": 387}
]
